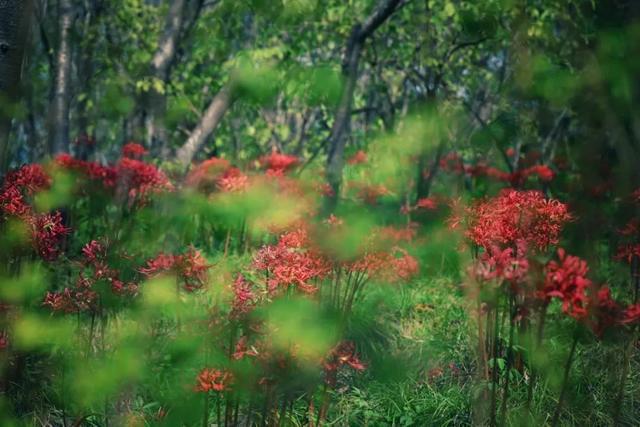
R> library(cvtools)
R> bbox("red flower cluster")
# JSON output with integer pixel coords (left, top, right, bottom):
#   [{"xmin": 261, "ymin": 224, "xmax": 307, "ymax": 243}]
[
  {"xmin": 44, "ymin": 239, "xmax": 137, "ymax": 313},
  {"xmin": 440, "ymin": 152, "xmax": 554, "ymax": 186},
  {"xmin": 621, "ymin": 304, "xmax": 640, "ymax": 325},
  {"xmin": 195, "ymin": 368, "xmax": 233, "ymax": 392},
  {"xmin": 230, "ymin": 274, "xmax": 256, "ymax": 318},
  {"xmin": 465, "ymin": 189, "xmax": 571, "ymax": 251},
  {"xmin": 591, "ymin": 286, "xmax": 621, "ymax": 336},
  {"xmin": 186, "ymin": 157, "xmax": 228, "ymax": 188},
  {"xmin": 1, "ymin": 164, "xmax": 69, "ymax": 260},
  {"xmin": 353, "ymin": 183, "xmax": 391, "ymax": 205},
  {"xmin": 323, "ymin": 341, "xmax": 365, "ymax": 386},
  {"xmin": 615, "ymin": 244, "xmax": 640, "ymax": 264},
  {"xmin": 473, "ymin": 241, "xmax": 529, "ymax": 285},
  {"xmin": 217, "ymin": 168, "xmax": 249, "ymax": 193},
  {"xmin": 30, "ymin": 212, "xmax": 70, "ymax": 261},
  {"xmin": 349, "ymin": 246, "xmax": 419, "ymax": 284},
  {"xmin": 541, "ymin": 249, "xmax": 591, "ymax": 319},
  {"xmin": 115, "ymin": 157, "xmax": 173, "ymax": 204},
  {"xmin": 185, "ymin": 157, "xmax": 249, "ymax": 194},
  {"xmin": 347, "ymin": 150, "xmax": 367, "ymax": 165},
  {"xmin": 140, "ymin": 247, "xmax": 210, "ymax": 291},
  {"xmin": 253, "ymin": 227, "xmax": 330, "ymax": 294},
  {"xmin": 121, "ymin": 142, "xmax": 148, "ymax": 159},
  {"xmin": 1, "ymin": 164, "xmax": 51, "ymax": 217},
  {"xmin": 56, "ymin": 153, "xmax": 172, "ymax": 205},
  {"xmin": 538, "ymin": 249, "xmax": 640, "ymax": 335},
  {"xmin": 259, "ymin": 150, "xmax": 298, "ymax": 174},
  {"xmin": 55, "ymin": 153, "xmax": 118, "ymax": 187},
  {"xmin": 401, "ymin": 197, "xmax": 439, "ymax": 215}
]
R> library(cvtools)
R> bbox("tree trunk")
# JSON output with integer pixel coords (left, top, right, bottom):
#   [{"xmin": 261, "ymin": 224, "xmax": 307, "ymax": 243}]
[
  {"xmin": 47, "ymin": 0, "xmax": 73, "ymax": 155},
  {"xmin": 144, "ymin": 0, "xmax": 188, "ymax": 155},
  {"xmin": 0, "ymin": 0, "xmax": 33, "ymax": 174},
  {"xmin": 324, "ymin": 0, "xmax": 401, "ymax": 211},
  {"xmin": 176, "ymin": 85, "xmax": 232, "ymax": 168}
]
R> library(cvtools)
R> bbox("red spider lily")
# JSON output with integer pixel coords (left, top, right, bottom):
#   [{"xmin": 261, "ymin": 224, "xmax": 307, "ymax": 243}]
[
  {"xmin": 259, "ymin": 150, "xmax": 298, "ymax": 173},
  {"xmin": 195, "ymin": 368, "xmax": 233, "ymax": 393},
  {"xmin": 465, "ymin": 189, "xmax": 571, "ymax": 251},
  {"xmin": 139, "ymin": 253, "xmax": 176, "ymax": 275},
  {"xmin": 323, "ymin": 341, "xmax": 365, "ymax": 386},
  {"xmin": 621, "ymin": 303, "xmax": 640, "ymax": 325},
  {"xmin": 232, "ymin": 335, "xmax": 259, "ymax": 360},
  {"xmin": 0, "ymin": 185, "xmax": 30, "ymax": 217},
  {"xmin": 55, "ymin": 154, "xmax": 118, "ymax": 187},
  {"xmin": 541, "ymin": 249, "xmax": 591, "ymax": 319},
  {"xmin": 378, "ymin": 224, "xmax": 418, "ymax": 245},
  {"xmin": 57, "ymin": 153, "xmax": 172, "ymax": 203},
  {"xmin": 253, "ymin": 228, "xmax": 330, "ymax": 294},
  {"xmin": 1, "ymin": 164, "xmax": 52, "ymax": 218},
  {"xmin": 217, "ymin": 167, "xmax": 249, "ymax": 192},
  {"xmin": 614, "ymin": 244, "xmax": 640, "ymax": 264},
  {"xmin": 354, "ymin": 183, "xmax": 391, "ymax": 205},
  {"xmin": 184, "ymin": 157, "xmax": 232, "ymax": 192},
  {"xmin": 43, "ymin": 287, "xmax": 98, "ymax": 314},
  {"xmin": 121, "ymin": 142, "xmax": 148, "ymax": 159},
  {"xmin": 387, "ymin": 249, "xmax": 420, "ymax": 282},
  {"xmin": 140, "ymin": 247, "xmax": 210, "ymax": 291},
  {"xmin": 29, "ymin": 212, "xmax": 70, "ymax": 261},
  {"xmin": 439, "ymin": 152, "xmax": 465, "ymax": 173},
  {"xmin": 323, "ymin": 214, "xmax": 343, "ymax": 227},
  {"xmin": 618, "ymin": 219, "xmax": 639, "ymax": 237},
  {"xmin": 179, "ymin": 247, "xmax": 210, "ymax": 291},
  {"xmin": 415, "ymin": 197, "xmax": 438, "ymax": 211},
  {"xmin": 440, "ymin": 151, "xmax": 554, "ymax": 185},
  {"xmin": 473, "ymin": 241, "xmax": 529, "ymax": 284},
  {"xmin": 3, "ymin": 164, "xmax": 51, "ymax": 195},
  {"xmin": 115, "ymin": 157, "xmax": 173, "ymax": 204},
  {"xmin": 348, "ymin": 246, "xmax": 419, "ymax": 284},
  {"xmin": 81, "ymin": 240, "xmax": 105, "ymax": 263},
  {"xmin": 524, "ymin": 164, "xmax": 554, "ymax": 182},
  {"xmin": 590, "ymin": 286, "xmax": 621, "ymax": 336},
  {"xmin": 347, "ymin": 150, "xmax": 367, "ymax": 165}
]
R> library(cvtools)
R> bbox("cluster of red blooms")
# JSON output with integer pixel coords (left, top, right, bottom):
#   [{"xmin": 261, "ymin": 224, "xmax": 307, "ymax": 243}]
[
  {"xmin": 121, "ymin": 142, "xmax": 148, "ymax": 159},
  {"xmin": 230, "ymin": 274, "xmax": 256, "ymax": 318},
  {"xmin": 352, "ymin": 183, "xmax": 391, "ymax": 205},
  {"xmin": 348, "ymin": 245, "xmax": 419, "ymax": 284},
  {"xmin": 347, "ymin": 150, "xmax": 367, "ymax": 165},
  {"xmin": 464, "ymin": 189, "xmax": 572, "ymax": 251},
  {"xmin": 473, "ymin": 241, "xmax": 530, "ymax": 285},
  {"xmin": 538, "ymin": 248, "xmax": 640, "ymax": 335},
  {"xmin": 259, "ymin": 150, "xmax": 299, "ymax": 175},
  {"xmin": 43, "ymin": 240, "xmax": 138, "ymax": 313},
  {"xmin": 185, "ymin": 157, "xmax": 249, "ymax": 194},
  {"xmin": 322, "ymin": 341, "xmax": 366, "ymax": 386},
  {"xmin": 195, "ymin": 368, "xmax": 234, "ymax": 393},
  {"xmin": 116, "ymin": 156, "xmax": 173, "ymax": 204},
  {"xmin": 401, "ymin": 197, "xmax": 439, "ymax": 215},
  {"xmin": 253, "ymin": 227, "xmax": 330, "ymax": 294},
  {"xmin": 55, "ymin": 153, "xmax": 118, "ymax": 187},
  {"xmin": 139, "ymin": 247, "xmax": 210, "ymax": 291},
  {"xmin": 55, "ymin": 143, "xmax": 173, "ymax": 205},
  {"xmin": 439, "ymin": 152, "xmax": 554, "ymax": 186},
  {"xmin": 614, "ymin": 192, "xmax": 640, "ymax": 265},
  {"xmin": 541, "ymin": 248, "xmax": 591, "ymax": 319},
  {"xmin": 0, "ymin": 164, "xmax": 69, "ymax": 261}
]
